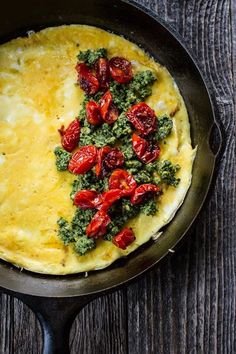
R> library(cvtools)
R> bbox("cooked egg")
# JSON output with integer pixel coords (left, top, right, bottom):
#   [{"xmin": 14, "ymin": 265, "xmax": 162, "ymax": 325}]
[{"xmin": 0, "ymin": 25, "xmax": 196, "ymax": 274}]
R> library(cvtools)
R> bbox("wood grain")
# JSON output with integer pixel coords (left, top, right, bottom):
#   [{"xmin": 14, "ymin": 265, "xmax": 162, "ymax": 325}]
[{"xmin": 0, "ymin": 1, "xmax": 235, "ymax": 353}]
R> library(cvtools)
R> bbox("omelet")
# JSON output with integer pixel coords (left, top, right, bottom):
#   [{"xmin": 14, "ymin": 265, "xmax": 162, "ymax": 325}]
[{"xmin": 0, "ymin": 25, "xmax": 196, "ymax": 274}]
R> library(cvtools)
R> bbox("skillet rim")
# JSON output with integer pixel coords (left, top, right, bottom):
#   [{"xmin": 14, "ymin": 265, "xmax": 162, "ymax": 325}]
[{"xmin": 0, "ymin": 0, "xmax": 219, "ymax": 297}]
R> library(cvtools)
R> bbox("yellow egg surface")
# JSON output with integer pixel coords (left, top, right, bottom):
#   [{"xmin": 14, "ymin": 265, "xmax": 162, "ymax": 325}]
[{"xmin": 0, "ymin": 25, "xmax": 196, "ymax": 274}]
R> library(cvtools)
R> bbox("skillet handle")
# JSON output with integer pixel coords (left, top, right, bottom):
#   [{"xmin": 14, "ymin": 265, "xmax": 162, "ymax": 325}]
[
  {"xmin": 35, "ymin": 298, "xmax": 89, "ymax": 354},
  {"xmin": 8, "ymin": 292, "xmax": 92, "ymax": 354},
  {"xmin": 35, "ymin": 297, "xmax": 91, "ymax": 354}
]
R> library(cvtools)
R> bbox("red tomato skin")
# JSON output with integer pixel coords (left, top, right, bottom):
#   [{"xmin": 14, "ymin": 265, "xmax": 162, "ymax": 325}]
[
  {"xmin": 86, "ymin": 210, "xmax": 111, "ymax": 238},
  {"xmin": 74, "ymin": 190, "xmax": 100, "ymax": 209},
  {"xmin": 68, "ymin": 146, "xmax": 97, "ymax": 175},
  {"xmin": 58, "ymin": 119, "xmax": 80, "ymax": 152},
  {"xmin": 103, "ymin": 148, "xmax": 124, "ymax": 170},
  {"xmin": 95, "ymin": 147, "xmax": 124, "ymax": 177},
  {"xmin": 109, "ymin": 169, "xmax": 137, "ymax": 196},
  {"xmin": 126, "ymin": 102, "xmax": 157, "ymax": 136},
  {"xmin": 100, "ymin": 91, "xmax": 112, "ymax": 119},
  {"xmin": 131, "ymin": 184, "xmax": 161, "ymax": 204},
  {"xmin": 99, "ymin": 189, "xmax": 123, "ymax": 212},
  {"xmin": 109, "ymin": 57, "xmax": 133, "ymax": 84},
  {"xmin": 86, "ymin": 101, "xmax": 103, "ymax": 125},
  {"xmin": 100, "ymin": 91, "xmax": 119, "ymax": 124},
  {"xmin": 76, "ymin": 63, "xmax": 99, "ymax": 95},
  {"xmin": 95, "ymin": 146, "xmax": 111, "ymax": 177},
  {"xmin": 105, "ymin": 105, "xmax": 119, "ymax": 125},
  {"xmin": 95, "ymin": 58, "xmax": 110, "ymax": 88},
  {"xmin": 112, "ymin": 228, "xmax": 135, "ymax": 250},
  {"xmin": 74, "ymin": 189, "xmax": 123, "ymax": 211},
  {"xmin": 132, "ymin": 133, "xmax": 160, "ymax": 164}
]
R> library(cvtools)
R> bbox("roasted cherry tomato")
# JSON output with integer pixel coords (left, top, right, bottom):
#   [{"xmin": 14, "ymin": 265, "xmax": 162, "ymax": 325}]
[
  {"xmin": 109, "ymin": 169, "xmax": 137, "ymax": 196},
  {"xmin": 74, "ymin": 190, "xmax": 101, "ymax": 209},
  {"xmin": 103, "ymin": 148, "xmax": 124, "ymax": 170},
  {"xmin": 86, "ymin": 210, "xmax": 111, "ymax": 238},
  {"xmin": 131, "ymin": 184, "xmax": 161, "ymax": 204},
  {"xmin": 132, "ymin": 133, "xmax": 160, "ymax": 164},
  {"xmin": 109, "ymin": 57, "xmax": 133, "ymax": 84},
  {"xmin": 95, "ymin": 147, "xmax": 124, "ymax": 177},
  {"xmin": 112, "ymin": 228, "xmax": 135, "ymax": 250},
  {"xmin": 76, "ymin": 63, "xmax": 99, "ymax": 95},
  {"xmin": 58, "ymin": 119, "xmax": 80, "ymax": 152},
  {"xmin": 99, "ymin": 189, "xmax": 123, "ymax": 211},
  {"xmin": 68, "ymin": 145, "xmax": 97, "ymax": 175},
  {"xmin": 126, "ymin": 102, "xmax": 157, "ymax": 136},
  {"xmin": 95, "ymin": 58, "xmax": 110, "ymax": 88},
  {"xmin": 100, "ymin": 90, "xmax": 119, "ymax": 124},
  {"xmin": 95, "ymin": 146, "xmax": 111, "ymax": 177},
  {"xmin": 86, "ymin": 101, "xmax": 103, "ymax": 125}
]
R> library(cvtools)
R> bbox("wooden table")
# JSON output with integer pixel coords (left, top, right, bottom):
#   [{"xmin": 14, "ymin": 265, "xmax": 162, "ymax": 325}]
[{"xmin": 0, "ymin": 1, "xmax": 235, "ymax": 353}]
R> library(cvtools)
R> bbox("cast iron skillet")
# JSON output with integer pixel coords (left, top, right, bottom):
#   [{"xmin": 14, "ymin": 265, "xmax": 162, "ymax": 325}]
[{"xmin": 0, "ymin": 0, "xmax": 222, "ymax": 353}]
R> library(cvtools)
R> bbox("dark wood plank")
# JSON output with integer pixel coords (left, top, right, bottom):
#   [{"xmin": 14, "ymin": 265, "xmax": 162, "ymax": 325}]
[
  {"xmin": 0, "ymin": 1, "xmax": 235, "ymax": 353},
  {"xmin": 127, "ymin": 1, "xmax": 236, "ymax": 354},
  {"xmin": 70, "ymin": 290, "xmax": 128, "ymax": 354},
  {"xmin": 0, "ymin": 295, "xmax": 42, "ymax": 354}
]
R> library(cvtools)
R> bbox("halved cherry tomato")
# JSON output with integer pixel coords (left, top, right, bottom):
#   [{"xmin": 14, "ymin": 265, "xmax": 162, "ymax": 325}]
[
  {"xmin": 100, "ymin": 91, "xmax": 119, "ymax": 124},
  {"xmin": 103, "ymin": 148, "xmax": 124, "ymax": 170},
  {"xmin": 58, "ymin": 119, "xmax": 80, "ymax": 152},
  {"xmin": 95, "ymin": 146, "xmax": 111, "ymax": 177},
  {"xmin": 95, "ymin": 147, "xmax": 124, "ymax": 177},
  {"xmin": 86, "ymin": 210, "xmax": 111, "ymax": 238},
  {"xmin": 100, "ymin": 91, "xmax": 112, "ymax": 118},
  {"xmin": 132, "ymin": 133, "xmax": 160, "ymax": 164},
  {"xmin": 68, "ymin": 145, "xmax": 97, "ymax": 175},
  {"xmin": 99, "ymin": 189, "xmax": 123, "ymax": 212},
  {"xmin": 74, "ymin": 190, "xmax": 101, "ymax": 209},
  {"xmin": 109, "ymin": 169, "xmax": 137, "ymax": 196},
  {"xmin": 86, "ymin": 101, "xmax": 103, "ymax": 125},
  {"xmin": 112, "ymin": 228, "xmax": 135, "ymax": 250},
  {"xmin": 126, "ymin": 102, "xmax": 157, "ymax": 136},
  {"xmin": 131, "ymin": 184, "xmax": 161, "ymax": 204},
  {"xmin": 95, "ymin": 58, "xmax": 110, "ymax": 88},
  {"xmin": 109, "ymin": 57, "xmax": 133, "ymax": 84},
  {"xmin": 76, "ymin": 63, "xmax": 99, "ymax": 95}
]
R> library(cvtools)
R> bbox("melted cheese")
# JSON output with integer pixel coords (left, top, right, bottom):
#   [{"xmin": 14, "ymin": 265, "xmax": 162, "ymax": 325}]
[{"xmin": 0, "ymin": 25, "xmax": 196, "ymax": 274}]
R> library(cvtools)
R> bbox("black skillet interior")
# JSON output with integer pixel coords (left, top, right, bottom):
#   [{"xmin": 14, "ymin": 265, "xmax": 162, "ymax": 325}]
[
  {"xmin": 0, "ymin": 0, "xmax": 218, "ymax": 296},
  {"xmin": 0, "ymin": 0, "xmax": 221, "ymax": 352}
]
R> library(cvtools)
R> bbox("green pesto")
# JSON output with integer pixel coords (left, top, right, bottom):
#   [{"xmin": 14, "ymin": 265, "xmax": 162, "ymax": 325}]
[
  {"xmin": 57, "ymin": 218, "xmax": 74, "ymax": 245},
  {"xmin": 71, "ymin": 208, "xmax": 96, "ymax": 239},
  {"xmin": 121, "ymin": 139, "xmax": 135, "ymax": 160},
  {"xmin": 104, "ymin": 199, "xmax": 139, "ymax": 240},
  {"xmin": 140, "ymin": 197, "xmax": 158, "ymax": 216},
  {"xmin": 80, "ymin": 123, "xmax": 117, "ymax": 148},
  {"xmin": 74, "ymin": 237, "xmax": 96, "ymax": 255},
  {"xmin": 112, "ymin": 113, "xmax": 132, "ymax": 139},
  {"xmin": 156, "ymin": 115, "xmax": 173, "ymax": 141},
  {"xmin": 157, "ymin": 160, "xmax": 181, "ymax": 186},
  {"xmin": 133, "ymin": 170, "xmax": 153, "ymax": 184},
  {"xmin": 125, "ymin": 159, "xmax": 143, "ymax": 174},
  {"xmin": 78, "ymin": 92, "xmax": 104, "ymax": 124},
  {"xmin": 57, "ymin": 212, "xmax": 96, "ymax": 255},
  {"xmin": 110, "ymin": 70, "xmax": 156, "ymax": 111},
  {"xmin": 104, "ymin": 196, "xmax": 157, "ymax": 241},
  {"xmin": 145, "ymin": 161, "xmax": 158, "ymax": 173},
  {"xmin": 70, "ymin": 171, "xmax": 108, "ymax": 200},
  {"xmin": 77, "ymin": 48, "xmax": 107, "ymax": 66},
  {"xmin": 104, "ymin": 222, "xmax": 120, "ymax": 241},
  {"xmin": 77, "ymin": 96, "xmax": 89, "ymax": 122},
  {"xmin": 54, "ymin": 147, "xmax": 71, "ymax": 171},
  {"xmin": 56, "ymin": 51, "xmax": 181, "ymax": 256},
  {"xmin": 70, "ymin": 179, "xmax": 80, "ymax": 200}
]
